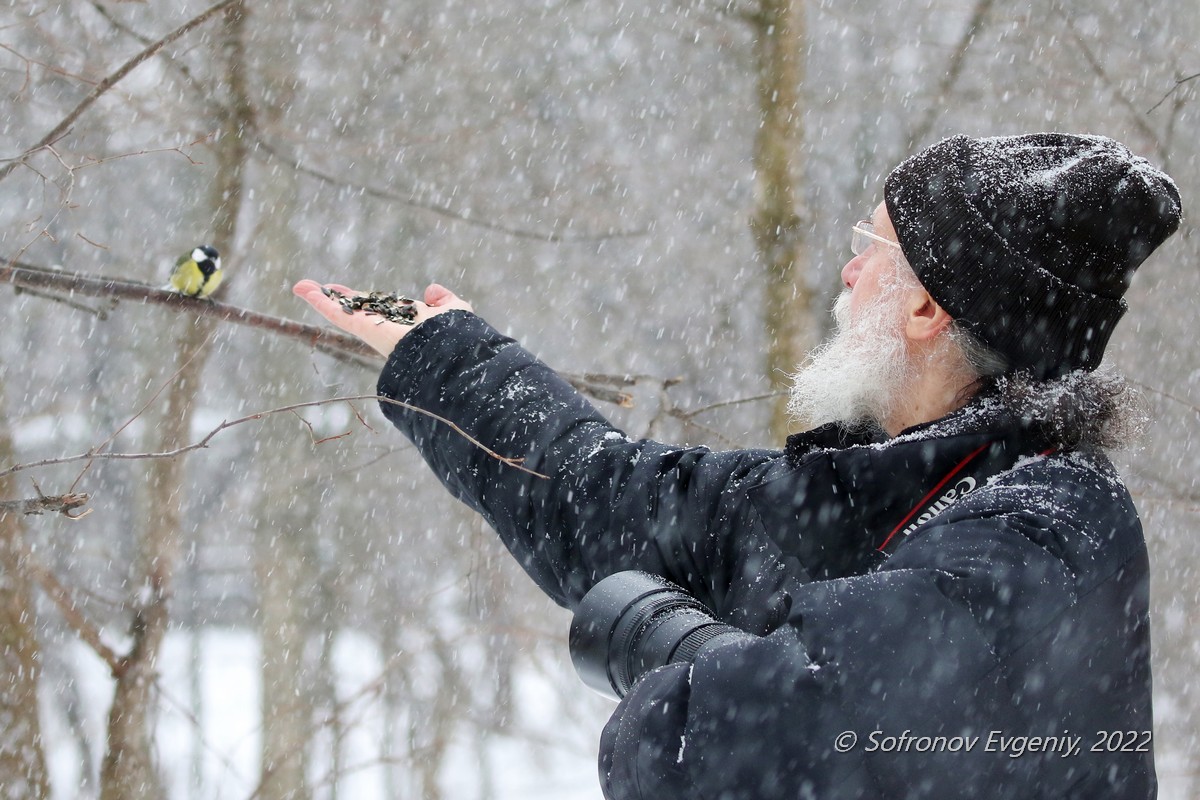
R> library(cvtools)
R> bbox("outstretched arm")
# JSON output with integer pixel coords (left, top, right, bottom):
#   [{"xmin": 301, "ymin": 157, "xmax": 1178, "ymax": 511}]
[{"xmin": 292, "ymin": 279, "xmax": 787, "ymax": 611}]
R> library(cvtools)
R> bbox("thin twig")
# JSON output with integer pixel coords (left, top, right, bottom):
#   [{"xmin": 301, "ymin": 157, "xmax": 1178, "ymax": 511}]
[
  {"xmin": 251, "ymin": 134, "xmax": 650, "ymax": 244},
  {"xmin": 1, "ymin": 394, "xmax": 550, "ymax": 480},
  {"xmin": 12, "ymin": 285, "xmax": 113, "ymax": 319},
  {"xmin": 674, "ymin": 389, "xmax": 785, "ymax": 420},
  {"xmin": 11, "ymin": 144, "xmax": 77, "ymax": 264},
  {"xmin": 0, "ymin": 42, "xmax": 99, "ymax": 89},
  {"xmin": 25, "ymin": 556, "xmax": 123, "ymax": 672},
  {"xmin": 687, "ymin": 0, "xmax": 765, "ymax": 26},
  {"xmin": 1128, "ymin": 491, "xmax": 1200, "ymax": 514},
  {"xmin": 1147, "ymin": 71, "xmax": 1200, "ymax": 114},
  {"xmin": 671, "ymin": 413, "xmax": 742, "ymax": 449},
  {"xmin": 86, "ymin": 0, "xmax": 216, "ymax": 116},
  {"xmin": 68, "ymin": 328, "xmax": 217, "ymax": 493},
  {"xmin": 75, "ymin": 231, "xmax": 111, "ymax": 249},
  {"xmin": 72, "ymin": 138, "xmax": 208, "ymax": 171},
  {"xmin": 375, "ymin": 395, "xmax": 549, "ymax": 477},
  {"xmin": 1057, "ymin": 12, "xmax": 1162, "ymax": 156},
  {"xmin": 0, "ymin": 0, "xmax": 237, "ymax": 184},
  {"xmin": 906, "ymin": 0, "xmax": 996, "ymax": 149},
  {"xmin": 1136, "ymin": 381, "xmax": 1200, "ymax": 417},
  {"xmin": 88, "ymin": 1, "xmax": 156, "ymax": 46}
]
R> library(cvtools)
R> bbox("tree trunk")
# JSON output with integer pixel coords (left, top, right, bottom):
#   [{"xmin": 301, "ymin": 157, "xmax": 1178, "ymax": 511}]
[
  {"xmin": 749, "ymin": 0, "xmax": 811, "ymax": 441},
  {"xmin": 98, "ymin": 4, "xmax": 249, "ymax": 798},
  {"xmin": 251, "ymin": 414, "xmax": 320, "ymax": 800},
  {"xmin": 100, "ymin": 306, "xmax": 209, "ymax": 800},
  {"xmin": 254, "ymin": 516, "xmax": 316, "ymax": 800},
  {"xmin": 380, "ymin": 623, "xmax": 409, "ymax": 799},
  {"xmin": 251, "ymin": 317, "xmax": 321, "ymax": 800},
  {"xmin": 0, "ymin": 383, "xmax": 51, "ymax": 800},
  {"xmin": 250, "ymin": 72, "xmax": 319, "ymax": 800}
]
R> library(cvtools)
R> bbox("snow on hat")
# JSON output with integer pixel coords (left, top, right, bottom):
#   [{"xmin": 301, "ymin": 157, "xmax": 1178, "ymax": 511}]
[{"xmin": 884, "ymin": 132, "xmax": 1182, "ymax": 379}]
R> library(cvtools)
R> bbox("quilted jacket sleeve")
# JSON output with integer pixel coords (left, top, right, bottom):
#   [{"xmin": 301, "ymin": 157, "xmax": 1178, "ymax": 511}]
[{"xmin": 376, "ymin": 310, "xmax": 787, "ymax": 609}]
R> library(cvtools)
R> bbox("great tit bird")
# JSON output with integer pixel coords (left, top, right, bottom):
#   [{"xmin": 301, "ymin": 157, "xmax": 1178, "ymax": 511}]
[{"xmin": 166, "ymin": 245, "xmax": 222, "ymax": 298}]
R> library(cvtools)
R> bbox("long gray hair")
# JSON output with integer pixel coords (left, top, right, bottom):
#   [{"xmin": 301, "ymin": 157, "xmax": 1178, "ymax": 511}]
[{"xmin": 949, "ymin": 323, "xmax": 1149, "ymax": 451}]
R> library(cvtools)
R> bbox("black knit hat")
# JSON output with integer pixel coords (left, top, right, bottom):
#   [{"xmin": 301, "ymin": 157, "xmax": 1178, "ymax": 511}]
[{"xmin": 884, "ymin": 133, "xmax": 1182, "ymax": 379}]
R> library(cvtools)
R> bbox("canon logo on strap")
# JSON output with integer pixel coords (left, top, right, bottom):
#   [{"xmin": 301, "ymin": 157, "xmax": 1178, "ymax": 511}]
[
  {"xmin": 899, "ymin": 476, "xmax": 978, "ymax": 538},
  {"xmin": 877, "ymin": 440, "xmax": 996, "ymax": 555}
]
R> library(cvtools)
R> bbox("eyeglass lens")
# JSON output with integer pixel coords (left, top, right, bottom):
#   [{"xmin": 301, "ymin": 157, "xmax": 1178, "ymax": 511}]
[{"xmin": 851, "ymin": 222, "xmax": 872, "ymax": 256}]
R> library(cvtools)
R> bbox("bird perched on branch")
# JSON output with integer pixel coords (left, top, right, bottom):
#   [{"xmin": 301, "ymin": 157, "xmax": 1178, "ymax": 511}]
[{"xmin": 166, "ymin": 245, "xmax": 222, "ymax": 298}]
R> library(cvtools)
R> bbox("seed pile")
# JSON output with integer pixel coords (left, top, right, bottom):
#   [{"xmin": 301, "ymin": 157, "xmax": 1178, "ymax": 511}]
[{"xmin": 323, "ymin": 287, "xmax": 419, "ymax": 325}]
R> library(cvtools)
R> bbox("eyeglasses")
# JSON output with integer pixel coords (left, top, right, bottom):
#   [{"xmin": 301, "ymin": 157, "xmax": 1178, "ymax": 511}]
[{"xmin": 851, "ymin": 221, "xmax": 902, "ymax": 257}]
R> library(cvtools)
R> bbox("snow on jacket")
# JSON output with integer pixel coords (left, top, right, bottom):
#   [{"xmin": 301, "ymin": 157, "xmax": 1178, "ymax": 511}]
[{"xmin": 376, "ymin": 310, "xmax": 1155, "ymax": 800}]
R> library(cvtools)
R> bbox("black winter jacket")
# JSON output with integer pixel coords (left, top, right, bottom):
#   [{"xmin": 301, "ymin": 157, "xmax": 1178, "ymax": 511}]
[{"xmin": 377, "ymin": 311, "xmax": 1156, "ymax": 800}]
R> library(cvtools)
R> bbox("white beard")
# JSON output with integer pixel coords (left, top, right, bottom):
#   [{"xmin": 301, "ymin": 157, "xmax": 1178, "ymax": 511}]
[{"xmin": 787, "ymin": 291, "xmax": 916, "ymax": 432}]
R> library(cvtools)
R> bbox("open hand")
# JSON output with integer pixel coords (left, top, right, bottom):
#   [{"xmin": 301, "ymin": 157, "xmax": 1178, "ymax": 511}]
[{"xmin": 293, "ymin": 279, "xmax": 473, "ymax": 357}]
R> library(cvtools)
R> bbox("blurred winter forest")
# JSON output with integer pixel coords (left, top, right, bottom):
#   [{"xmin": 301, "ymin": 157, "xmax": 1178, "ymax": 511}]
[{"xmin": 1, "ymin": 0, "xmax": 1197, "ymax": 798}]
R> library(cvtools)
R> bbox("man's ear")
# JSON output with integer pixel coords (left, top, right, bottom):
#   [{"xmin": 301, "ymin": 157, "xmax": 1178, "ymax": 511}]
[{"xmin": 904, "ymin": 288, "xmax": 954, "ymax": 343}]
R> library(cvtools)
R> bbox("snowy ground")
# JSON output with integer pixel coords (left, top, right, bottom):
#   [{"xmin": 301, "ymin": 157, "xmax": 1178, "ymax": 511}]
[
  {"xmin": 40, "ymin": 629, "xmax": 606, "ymax": 800},
  {"xmin": 39, "ymin": 629, "xmax": 1192, "ymax": 799}
]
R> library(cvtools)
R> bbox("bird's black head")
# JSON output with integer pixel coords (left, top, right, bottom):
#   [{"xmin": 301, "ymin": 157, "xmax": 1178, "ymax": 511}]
[{"xmin": 194, "ymin": 245, "xmax": 220, "ymax": 275}]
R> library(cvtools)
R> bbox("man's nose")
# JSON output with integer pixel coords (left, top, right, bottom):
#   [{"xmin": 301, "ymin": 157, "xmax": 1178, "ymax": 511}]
[{"xmin": 841, "ymin": 254, "xmax": 865, "ymax": 289}]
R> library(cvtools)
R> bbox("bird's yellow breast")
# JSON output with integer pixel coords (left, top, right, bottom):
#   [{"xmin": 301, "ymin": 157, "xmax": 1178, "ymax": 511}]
[{"xmin": 170, "ymin": 262, "xmax": 222, "ymax": 297}]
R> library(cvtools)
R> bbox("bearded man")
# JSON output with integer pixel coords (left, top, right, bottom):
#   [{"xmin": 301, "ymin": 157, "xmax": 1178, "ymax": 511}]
[{"xmin": 295, "ymin": 133, "xmax": 1181, "ymax": 799}]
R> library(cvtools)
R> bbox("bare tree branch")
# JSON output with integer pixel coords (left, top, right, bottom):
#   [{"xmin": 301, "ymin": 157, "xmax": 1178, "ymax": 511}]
[
  {"xmin": 1057, "ymin": 11, "xmax": 1163, "ymax": 159},
  {"xmin": 684, "ymin": 0, "xmax": 764, "ymax": 26},
  {"xmin": 0, "ymin": 492, "xmax": 89, "ymax": 517},
  {"xmin": 0, "ymin": 0, "xmax": 238, "ymax": 184},
  {"xmin": 905, "ymin": 0, "xmax": 996, "ymax": 150},
  {"xmin": 0, "ymin": 42, "xmax": 100, "ymax": 91},
  {"xmin": 1, "ymin": 394, "xmax": 550, "ymax": 480},
  {"xmin": 0, "ymin": 259, "xmax": 380, "ymax": 364},
  {"xmin": 564, "ymin": 377, "xmax": 634, "ymax": 408},
  {"xmin": 67, "ymin": 324, "xmax": 218, "ymax": 494},
  {"xmin": 1137, "ymin": 382, "xmax": 1200, "ymax": 418},
  {"xmin": 87, "ymin": 1, "xmax": 156, "ymax": 47},
  {"xmin": 673, "ymin": 389, "xmax": 785, "ymax": 421},
  {"xmin": 1147, "ymin": 71, "xmax": 1200, "ymax": 114},
  {"xmin": 0, "ymin": 258, "xmax": 636, "ymax": 404},
  {"xmin": 22, "ymin": 544, "xmax": 123, "ymax": 673}
]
